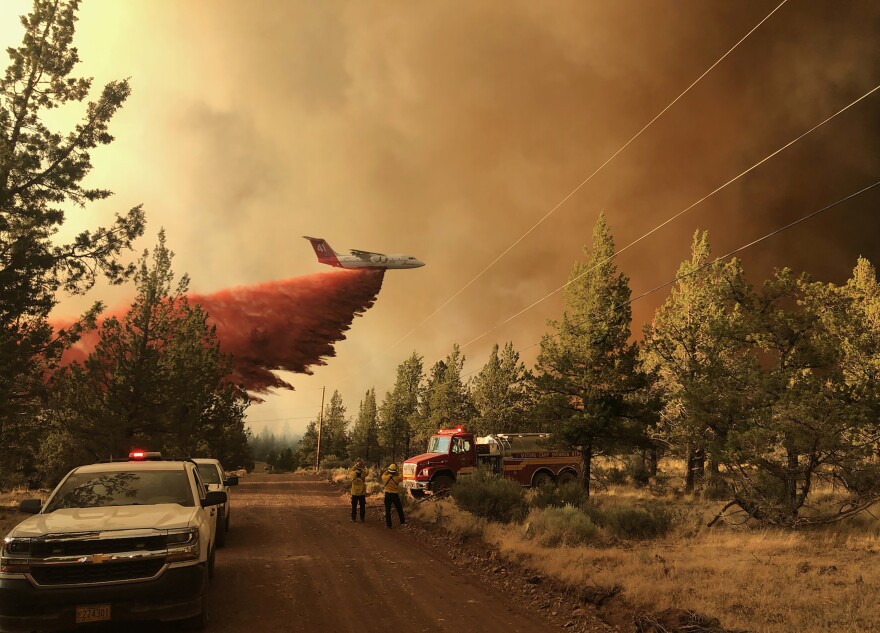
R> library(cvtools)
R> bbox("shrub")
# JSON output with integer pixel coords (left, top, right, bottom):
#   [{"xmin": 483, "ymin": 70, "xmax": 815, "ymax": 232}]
[
  {"xmin": 451, "ymin": 468, "xmax": 528, "ymax": 523},
  {"xmin": 526, "ymin": 506, "xmax": 600, "ymax": 546},
  {"xmin": 598, "ymin": 465, "xmax": 628, "ymax": 487},
  {"xmin": 531, "ymin": 481, "xmax": 591, "ymax": 509},
  {"xmin": 626, "ymin": 457, "xmax": 651, "ymax": 488},
  {"xmin": 320, "ymin": 454, "xmax": 348, "ymax": 469},
  {"xmin": 604, "ymin": 504, "xmax": 674, "ymax": 540}
]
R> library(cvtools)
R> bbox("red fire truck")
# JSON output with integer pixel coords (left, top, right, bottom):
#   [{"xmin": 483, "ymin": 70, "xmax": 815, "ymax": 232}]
[{"xmin": 401, "ymin": 427, "xmax": 581, "ymax": 497}]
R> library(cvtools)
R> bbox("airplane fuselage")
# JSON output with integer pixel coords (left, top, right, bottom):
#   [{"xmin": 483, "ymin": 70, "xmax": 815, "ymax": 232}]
[
  {"xmin": 326, "ymin": 255, "xmax": 425, "ymax": 269},
  {"xmin": 303, "ymin": 236, "xmax": 425, "ymax": 270}
]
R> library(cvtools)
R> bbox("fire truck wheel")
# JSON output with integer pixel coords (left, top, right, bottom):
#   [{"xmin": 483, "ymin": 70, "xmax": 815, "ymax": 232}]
[
  {"xmin": 431, "ymin": 475, "xmax": 454, "ymax": 496},
  {"xmin": 556, "ymin": 471, "xmax": 578, "ymax": 486},
  {"xmin": 532, "ymin": 471, "xmax": 553, "ymax": 487},
  {"xmin": 410, "ymin": 489, "xmax": 426, "ymax": 499}
]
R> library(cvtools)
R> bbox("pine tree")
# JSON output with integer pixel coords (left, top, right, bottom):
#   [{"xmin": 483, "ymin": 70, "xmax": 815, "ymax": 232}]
[
  {"xmin": 43, "ymin": 231, "xmax": 249, "ymax": 475},
  {"xmin": 417, "ymin": 344, "xmax": 475, "ymax": 444},
  {"xmin": 470, "ymin": 342, "xmax": 533, "ymax": 435},
  {"xmin": 349, "ymin": 388, "xmax": 379, "ymax": 465},
  {"xmin": 535, "ymin": 213, "xmax": 652, "ymax": 497},
  {"xmin": 0, "ymin": 0, "xmax": 145, "ymax": 483},
  {"xmin": 378, "ymin": 352, "xmax": 423, "ymax": 462}
]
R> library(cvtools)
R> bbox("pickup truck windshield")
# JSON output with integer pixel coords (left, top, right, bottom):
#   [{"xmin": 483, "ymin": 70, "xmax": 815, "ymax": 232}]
[
  {"xmin": 196, "ymin": 464, "xmax": 221, "ymax": 485},
  {"xmin": 45, "ymin": 470, "xmax": 195, "ymax": 512},
  {"xmin": 427, "ymin": 436, "xmax": 451, "ymax": 454}
]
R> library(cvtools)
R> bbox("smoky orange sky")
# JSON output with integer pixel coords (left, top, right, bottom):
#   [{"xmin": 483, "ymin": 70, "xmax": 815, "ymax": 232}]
[{"xmin": 4, "ymin": 0, "xmax": 878, "ymax": 436}]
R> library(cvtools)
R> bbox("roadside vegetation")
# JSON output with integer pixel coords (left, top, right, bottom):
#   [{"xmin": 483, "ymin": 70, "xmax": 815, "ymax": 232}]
[{"xmin": 408, "ymin": 460, "xmax": 880, "ymax": 633}]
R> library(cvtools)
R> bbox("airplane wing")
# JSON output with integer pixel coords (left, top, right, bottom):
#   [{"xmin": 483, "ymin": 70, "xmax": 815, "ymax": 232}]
[{"xmin": 350, "ymin": 249, "xmax": 386, "ymax": 258}]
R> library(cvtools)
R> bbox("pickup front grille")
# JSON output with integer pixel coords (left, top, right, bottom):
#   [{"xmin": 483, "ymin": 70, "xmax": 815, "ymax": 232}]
[
  {"xmin": 30, "ymin": 559, "xmax": 165, "ymax": 586},
  {"xmin": 31, "ymin": 536, "xmax": 166, "ymax": 558}
]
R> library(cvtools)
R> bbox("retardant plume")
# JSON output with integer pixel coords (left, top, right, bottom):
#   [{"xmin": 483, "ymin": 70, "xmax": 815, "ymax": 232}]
[
  {"xmin": 56, "ymin": 268, "xmax": 385, "ymax": 394},
  {"xmin": 190, "ymin": 268, "xmax": 385, "ymax": 392}
]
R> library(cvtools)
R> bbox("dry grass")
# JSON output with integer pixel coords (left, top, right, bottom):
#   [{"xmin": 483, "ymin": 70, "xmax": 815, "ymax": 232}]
[{"xmin": 411, "ymin": 482, "xmax": 880, "ymax": 633}]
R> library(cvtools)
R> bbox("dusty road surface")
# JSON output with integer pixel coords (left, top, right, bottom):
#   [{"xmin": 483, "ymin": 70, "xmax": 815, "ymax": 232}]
[{"xmin": 206, "ymin": 472, "xmax": 562, "ymax": 633}]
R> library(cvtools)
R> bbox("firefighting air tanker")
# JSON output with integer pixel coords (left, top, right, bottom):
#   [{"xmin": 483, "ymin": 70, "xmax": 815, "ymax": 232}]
[{"xmin": 303, "ymin": 236, "xmax": 425, "ymax": 270}]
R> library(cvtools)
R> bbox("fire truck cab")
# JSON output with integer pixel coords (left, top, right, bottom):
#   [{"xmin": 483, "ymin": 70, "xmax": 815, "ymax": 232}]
[{"xmin": 401, "ymin": 428, "xmax": 581, "ymax": 497}]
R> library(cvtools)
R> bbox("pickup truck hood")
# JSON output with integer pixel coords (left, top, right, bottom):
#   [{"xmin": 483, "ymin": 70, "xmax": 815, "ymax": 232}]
[
  {"xmin": 7, "ymin": 505, "xmax": 197, "ymax": 538},
  {"xmin": 405, "ymin": 452, "xmax": 447, "ymax": 466}
]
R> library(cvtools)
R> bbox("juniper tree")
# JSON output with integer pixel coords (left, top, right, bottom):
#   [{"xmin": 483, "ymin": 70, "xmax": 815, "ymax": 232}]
[{"xmin": 642, "ymin": 232, "xmax": 751, "ymax": 492}]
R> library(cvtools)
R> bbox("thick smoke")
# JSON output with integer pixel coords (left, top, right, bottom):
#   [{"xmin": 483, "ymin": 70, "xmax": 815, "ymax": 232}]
[{"xmin": 57, "ymin": 269, "xmax": 385, "ymax": 395}]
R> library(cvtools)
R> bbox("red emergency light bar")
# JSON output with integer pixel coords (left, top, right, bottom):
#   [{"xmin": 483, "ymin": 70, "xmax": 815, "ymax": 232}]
[
  {"xmin": 437, "ymin": 427, "xmax": 465, "ymax": 435},
  {"xmin": 128, "ymin": 450, "xmax": 162, "ymax": 461}
]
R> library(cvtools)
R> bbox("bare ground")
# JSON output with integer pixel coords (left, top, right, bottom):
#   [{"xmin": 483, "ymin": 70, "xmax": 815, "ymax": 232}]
[
  {"xmin": 2, "ymin": 473, "xmax": 614, "ymax": 632},
  {"xmin": 207, "ymin": 472, "xmax": 613, "ymax": 633}
]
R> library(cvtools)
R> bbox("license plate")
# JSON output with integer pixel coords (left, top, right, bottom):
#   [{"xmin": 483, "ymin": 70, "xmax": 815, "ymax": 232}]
[{"xmin": 75, "ymin": 604, "xmax": 111, "ymax": 623}]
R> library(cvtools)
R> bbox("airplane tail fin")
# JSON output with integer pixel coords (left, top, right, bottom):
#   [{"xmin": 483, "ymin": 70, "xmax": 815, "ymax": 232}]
[{"xmin": 303, "ymin": 236, "xmax": 342, "ymax": 267}]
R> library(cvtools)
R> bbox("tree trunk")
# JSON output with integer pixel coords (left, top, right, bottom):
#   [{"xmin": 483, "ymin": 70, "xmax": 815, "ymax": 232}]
[
  {"xmin": 581, "ymin": 442, "xmax": 593, "ymax": 499},
  {"xmin": 685, "ymin": 446, "xmax": 696, "ymax": 493},
  {"xmin": 648, "ymin": 448, "xmax": 659, "ymax": 477}
]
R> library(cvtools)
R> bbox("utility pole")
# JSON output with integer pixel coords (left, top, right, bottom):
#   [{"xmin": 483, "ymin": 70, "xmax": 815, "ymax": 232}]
[{"xmin": 315, "ymin": 386, "xmax": 325, "ymax": 471}]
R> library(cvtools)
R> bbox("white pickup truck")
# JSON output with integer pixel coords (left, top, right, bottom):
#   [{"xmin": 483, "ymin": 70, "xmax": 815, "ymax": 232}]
[{"xmin": 0, "ymin": 454, "xmax": 226, "ymax": 631}]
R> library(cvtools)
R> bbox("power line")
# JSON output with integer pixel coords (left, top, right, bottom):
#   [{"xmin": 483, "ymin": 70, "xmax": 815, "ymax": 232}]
[
  {"xmin": 501, "ymin": 180, "xmax": 880, "ymax": 365},
  {"xmin": 460, "ymin": 81, "xmax": 880, "ymax": 351},
  {"xmin": 388, "ymin": 0, "xmax": 790, "ymax": 352}
]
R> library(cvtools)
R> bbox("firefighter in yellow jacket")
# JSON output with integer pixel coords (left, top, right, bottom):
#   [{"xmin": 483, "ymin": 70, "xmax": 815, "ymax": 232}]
[
  {"xmin": 349, "ymin": 459, "xmax": 367, "ymax": 522},
  {"xmin": 381, "ymin": 463, "xmax": 405, "ymax": 528}
]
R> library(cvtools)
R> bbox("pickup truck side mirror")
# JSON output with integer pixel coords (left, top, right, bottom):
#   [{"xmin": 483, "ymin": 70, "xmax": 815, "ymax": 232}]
[
  {"xmin": 19, "ymin": 499, "xmax": 42, "ymax": 514},
  {"xmin": 223, "ymin": 475, "xmax": 239, "ymax": 487},
  {"xmin": 202, "ymin": 491, "xmax": 228, "ymax": 507}
]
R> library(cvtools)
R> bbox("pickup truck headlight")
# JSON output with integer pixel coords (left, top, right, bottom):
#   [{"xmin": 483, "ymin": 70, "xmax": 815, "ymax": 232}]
[
  {"xmin": 166, "ymin": 528, "xmax": 200, "ymax": 563},
  {"xmin": 0, "ymin": 538, "xmax": 31, "ymax": 573}
]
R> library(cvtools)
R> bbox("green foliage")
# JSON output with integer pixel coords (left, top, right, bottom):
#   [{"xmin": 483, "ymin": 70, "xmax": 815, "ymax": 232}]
[
  {"xmin": 349, "ymin": 388, "xmax": 379, "ymax": 464},
  {"xmin": 535, "ymin": 213, "xmax": 655, "ymax": 498},
  {"xmin": 0, "ymin": 0, "xmax": 145, "ymax": 485},
  {"xmin": 603, "ymin": 505, "xmax": 674, "ymax": 540},
  {"xmin": 321, "ymin": 390, "xmax": 350, "ymax": 460},
  {"xmin": 42, "ymin": 232, "xmax": 250, "ymax": 477},
  {"xmin": 318, "ymin": 453, "xmax": 348, "ymax": 470},
  {"xmin": 451, "ymin": 468, "xmax": 528, "ymax": 523},
  {"xmin": 526, "ymin": 505, "xmax": 600, "ymax": 546},
  {"xmin": 378, "ymin": 352, "xmax": 423, "ymax": 461},
  {"xmin": 470, "ymin": 342, "xmax": 534, "ymax": 435},
  {"xmin": 415, "ymin": 344, "xmax": 475, "ymax": 447},
  {"xmin": 267, "ymin": 447, "xmax": 297, "ymax": 472}
]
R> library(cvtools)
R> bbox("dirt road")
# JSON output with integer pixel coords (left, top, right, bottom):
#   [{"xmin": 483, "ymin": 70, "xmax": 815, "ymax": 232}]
[{"xmin": 208, "ymin": 472, "xmax": 566, "ymax": 633}]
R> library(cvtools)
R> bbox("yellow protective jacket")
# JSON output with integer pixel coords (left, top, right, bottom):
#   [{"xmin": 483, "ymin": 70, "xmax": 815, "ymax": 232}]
[
  {"xmin": 381, "ymin": 471, "xmax": 402, "ymax": 494},
  {"xmin": 349, "ymin": 469, "xmax": 367, "ymax": 496}
]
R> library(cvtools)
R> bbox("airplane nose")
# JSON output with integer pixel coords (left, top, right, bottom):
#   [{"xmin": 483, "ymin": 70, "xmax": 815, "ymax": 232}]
[{"xmin": 415, "ymin": 260, "xmax": 425, "ymax": 267}]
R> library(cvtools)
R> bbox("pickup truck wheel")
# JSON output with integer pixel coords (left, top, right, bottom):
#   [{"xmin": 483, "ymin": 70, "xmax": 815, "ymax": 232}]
[
  {"xmin": 208, "ymin": 545, "xmax": 216, "ymax": 580},
  {"xmin": 184, "ymin": 566, "xmax": 209, "ymax": 630},
  {"xmin": 216, "ymin": 511, "xmax": 226, "ymax": 547},
  {"xmin": 431, "ymin": 475, "xmax": 454, "ymax": 496},
  {"xmin": 409, "ymin": 490, "xmax": 426, "ymax": 499}
]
